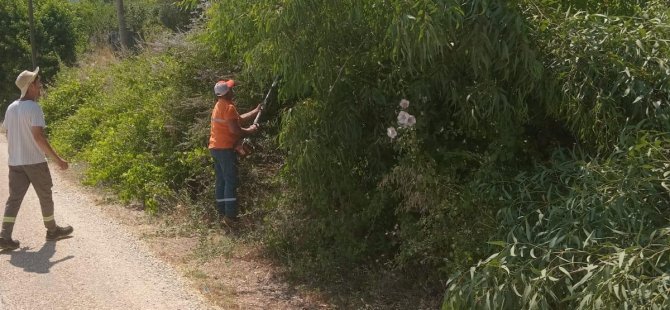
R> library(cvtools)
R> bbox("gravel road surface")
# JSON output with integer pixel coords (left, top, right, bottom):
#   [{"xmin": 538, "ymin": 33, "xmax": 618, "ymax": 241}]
[{"xmin": 0, "ymin": 136, "xmax": 214, "ymax": 310}]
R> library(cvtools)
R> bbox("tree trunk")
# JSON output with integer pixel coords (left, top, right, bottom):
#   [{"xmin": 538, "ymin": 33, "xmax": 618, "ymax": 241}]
[
  {"xmin": 28, "ymin": 0, "xmax": 37, "ymax": 68},
  {"xmin": 115, "ymin": 0, "xmax": 130, "ymax": 49}
]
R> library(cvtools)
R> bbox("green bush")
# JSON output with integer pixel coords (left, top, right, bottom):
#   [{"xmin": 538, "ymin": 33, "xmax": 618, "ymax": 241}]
[
  {"xmin": 42, "ymin": 44, "xmax": 213, "ymax": 211},
  {"xmin": 205, "ymin": 0, "xmax": 543, "ymax": 280},
  {"xmin": 442, "ymin": 2, "xmax": 670, "ymax": 307},
  {"xmin": 528, "ymin": 1, "xmax": 670, "ymax": 149},
  {"xmin": 200, "ymin": 0, "xmax": 670, "ymax": 304},
  {"xmin": 43, "ymin": 32, "xmax": 256, "ymax": 215},
  {"xmin": 443, "ymin": 128, "xmax": 670, "ymax": 309}
]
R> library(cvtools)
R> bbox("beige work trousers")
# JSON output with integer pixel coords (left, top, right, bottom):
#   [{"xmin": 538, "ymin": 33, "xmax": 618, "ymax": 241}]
[{"xmin": 1, "ymin": 162, "xmax": 57, "ymax": 239}]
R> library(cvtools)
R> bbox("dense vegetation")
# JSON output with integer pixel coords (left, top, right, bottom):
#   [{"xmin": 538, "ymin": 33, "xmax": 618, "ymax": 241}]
[
  {"xmin": 0, "ymin": 0, "xmax": 78, "ymax": 109},
  {"xmin": 0, "ymin": 0, "xmax": 193, "ymax": 112},
  {"xmin": 6, "ymin": 0, "xmax": 670, "ymax": 307}
]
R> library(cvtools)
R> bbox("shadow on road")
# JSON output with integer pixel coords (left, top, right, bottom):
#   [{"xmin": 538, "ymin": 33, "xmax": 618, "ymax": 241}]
[{"xmin": 1, "ymin": 240, "xmax": 74, "ymax": 274}]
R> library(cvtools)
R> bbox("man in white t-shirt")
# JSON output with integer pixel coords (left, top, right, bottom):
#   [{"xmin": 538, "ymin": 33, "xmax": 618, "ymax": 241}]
[{"xmin": 0, "ymin": 67, "xmax": 73, "ymax": 250}]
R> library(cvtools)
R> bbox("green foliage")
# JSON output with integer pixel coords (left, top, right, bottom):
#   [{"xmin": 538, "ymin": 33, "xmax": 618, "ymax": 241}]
[
  {"xmin": 0, "ymin": 0, "xmax": 80, "ymax": 111},
  {"xmin": 380, "ymin": 126, "xmax": 501, "ymax": 274},
  {"xmin": 0, "ymin": 0, "xmax": 30, "ymax": 108},
  {"xmin": 36, "ymin": 0, "xmax": 79, "ymax": 67},
  {"xmin": 36, "ymin": 0, "xmax": 670, "ymax": 307},
  {"xmin": 443, "ymin": 129, "xmax": 670, "ymax": 309},
  {"xmin": 529, "ymin": 0, "xmax": 646, "ymax": 15},
  {"xmin": 109, "ymin": 0, "xmax": 199, "ymax": 45},
  {"xmin": 71, "ymin": 0, "xmax": 117, "ymax": 46},
  {"xmin": 42, "ymin": 42, "xmax": 219, "ymax": 212},
  {"xmin": 205, "ymin": 0, "xmax": 544, "ymax": 279},
  {"xmin": 274, "ymin": 96, "xmax": 393, "ymax": 266},
  {"xmin": 157, "ymin": 0, "xmax": 194, "ymax": 32},
  {"xmin": 1, "ymin": 0, "xmax": 199, "ymax": 114},
  {"xmin": 70, "ymin": 0, "xmax": 184, "ymax": 48},
  {"xmin": 440, "ymin": 1, "xmax": 670, "ymax": 307},
  {"xmin": 42, "ymin": 68, "xmax": 104, "ymax": 156},
  {"xmin": 525, "ymin": 1, "xmax": 670, "ymax": 149},
  {"xmin": 200, "ymin": 0, "xmax": 670, "ymax": 305}
]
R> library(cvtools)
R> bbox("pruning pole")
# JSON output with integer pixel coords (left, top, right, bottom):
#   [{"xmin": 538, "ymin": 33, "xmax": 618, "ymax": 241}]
[{"xmin": 253, "ymin": 77, "xmax": 280, "ymax": 125}]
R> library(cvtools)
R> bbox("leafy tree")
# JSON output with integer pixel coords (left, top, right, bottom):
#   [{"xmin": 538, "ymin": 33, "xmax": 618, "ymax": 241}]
[
  {"xmin": 36, "ymin": 0, "xmax": 79, "ymax": 71},
  {"xmin": 0, "ymin": 0, "xmax": 81, "ymax": 113},
  {"xmin": 0, "ymin": 0, "xmax": 31, "ymax": 110}
]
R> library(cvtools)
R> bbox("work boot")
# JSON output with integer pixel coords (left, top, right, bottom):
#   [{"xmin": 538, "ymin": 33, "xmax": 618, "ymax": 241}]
[
  {"xmin": 46, "ymin": 225, "xmax": 73, "ymax": 241},
  {"xmin": 0, "ymin": 237, "xmax": 20, "ymax": 250},
  {"xmin": 219, "ymin": 215, "xmax": 240, "ymax": 233}
]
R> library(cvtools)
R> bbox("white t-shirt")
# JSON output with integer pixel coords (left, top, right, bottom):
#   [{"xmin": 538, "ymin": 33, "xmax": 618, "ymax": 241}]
[{"xmin": 2, "ymin": 99, "xmax": 47, "ymax": 166}]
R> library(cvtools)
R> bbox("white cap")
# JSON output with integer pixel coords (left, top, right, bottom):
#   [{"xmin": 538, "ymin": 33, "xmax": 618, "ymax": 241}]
[
  {"xmin": 214, "ymin": 79, "xmax": 235, "ymax": 97},
  {"xmin": 15, "ymin": 67, "xmax": 39, "ymax": 98}
]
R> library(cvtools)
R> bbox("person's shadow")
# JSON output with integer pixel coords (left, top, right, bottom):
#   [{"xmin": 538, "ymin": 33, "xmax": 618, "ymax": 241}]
[{"xmin": 1, "ymin": 240, "xmax": 74, "ymax": 274}]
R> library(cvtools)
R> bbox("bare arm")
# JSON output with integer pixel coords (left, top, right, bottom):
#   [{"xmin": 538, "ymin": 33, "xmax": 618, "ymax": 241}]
[
  {"xmin": 239, "ymin": 104, "xmax": 261, "ymax": 124},
  {"xmin": 31, "ymin": 126, "xmax": 68, "ymax": 170},
  {"xmin": 227, "ymin": 119, "xmax": 259, "ymax": 137}
]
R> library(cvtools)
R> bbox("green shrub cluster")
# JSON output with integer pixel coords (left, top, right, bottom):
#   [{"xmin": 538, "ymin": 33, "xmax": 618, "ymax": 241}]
[
  {"xmin": 204, "ymin": 0, "xmax": 544, "ymax": 279},
  {"xmin": 444, "ymin": 128, "xmax": 670, "ymax": 308},
  {"xmin": 200, "ymin": 0, "xmax": 670, "ymax": 305},
  {"xmin": 42, "ymin": 44, "xmax": 221, "ymax": 213},
  {"xmin": 440, "ymin": 2, "xmax": 670, "ymax": 307},
  {"xmin": 74, "ymin": 0, "xmax": 198, "ymax": 47}
]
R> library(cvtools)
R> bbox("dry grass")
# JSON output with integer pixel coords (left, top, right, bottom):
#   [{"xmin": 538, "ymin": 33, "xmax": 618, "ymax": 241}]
[{"xmin": 77, "ymin": 45, "xmax": 119, "ymax": 68}]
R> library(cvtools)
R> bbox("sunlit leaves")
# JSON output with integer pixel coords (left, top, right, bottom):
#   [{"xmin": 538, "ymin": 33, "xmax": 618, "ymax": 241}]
[
  {"xmin": 444, "ymin": 129, "xmax": 670, "ymax": 308},
  {"xmin": 525, "ymin": 2, "xmax": 670, "ymax": 149}
]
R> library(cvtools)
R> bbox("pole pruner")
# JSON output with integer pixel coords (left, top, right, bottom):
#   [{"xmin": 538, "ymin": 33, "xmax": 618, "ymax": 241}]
[{"xmin": 235, "ymin": 77, "xmax": 280, "ymax": 157}]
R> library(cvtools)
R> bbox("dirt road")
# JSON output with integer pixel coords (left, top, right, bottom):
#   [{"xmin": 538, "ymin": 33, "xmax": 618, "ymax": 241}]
[{"xmin": 0, "ymin": 135, "xmax": 214, "ymax": 310}]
